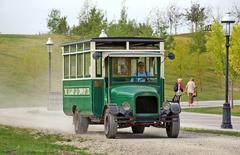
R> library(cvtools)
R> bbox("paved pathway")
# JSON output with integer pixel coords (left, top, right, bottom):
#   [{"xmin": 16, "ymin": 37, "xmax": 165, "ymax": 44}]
[
  {"xmin": 181, "ymin": 112, "xmax": 240, "ymax": 131},
  {"xmin": 179, "ymin": 100, "xmax": 240, "ymax": 131},
  {"xmin": 180, "ymin": 100, "xmax": 240, "ymax": 109}
]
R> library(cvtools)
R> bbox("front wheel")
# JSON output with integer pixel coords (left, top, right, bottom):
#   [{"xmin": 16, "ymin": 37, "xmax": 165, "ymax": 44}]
[
  {"xmin": 166, "ymin": 115, "xmax": 180, "ymax": 138},
  {"xmin": 104, "ymin": 109, "xmax": 117, "ymax": 138}
]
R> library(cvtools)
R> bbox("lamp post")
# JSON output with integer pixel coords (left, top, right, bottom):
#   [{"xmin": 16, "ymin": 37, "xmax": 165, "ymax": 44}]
[
  {"xmin": 221, "ymin": 13, "xmax": 235, "ymax": 129},
  {"xmin": 46, "ymin": 38, "xmax": 54, "ymax": 95}
]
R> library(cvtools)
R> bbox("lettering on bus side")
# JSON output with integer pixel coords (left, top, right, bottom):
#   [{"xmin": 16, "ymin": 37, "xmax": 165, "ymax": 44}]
[{"xmin": 64, "ymin": 87, "xmax": 90, "ymax": 96}]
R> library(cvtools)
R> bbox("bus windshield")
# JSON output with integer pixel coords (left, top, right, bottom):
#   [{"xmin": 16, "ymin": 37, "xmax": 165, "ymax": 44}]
[{"xmin": 111, "ymin": 57, "xmax": 159, "ymax": 83}]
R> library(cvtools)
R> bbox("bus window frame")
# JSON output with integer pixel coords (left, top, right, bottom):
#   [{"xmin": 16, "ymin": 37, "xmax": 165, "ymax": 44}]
[
  {"xmin": 63, "ymin": 43, "xmax": 93, "ymax": 80},
  {"xmin": 109, "ymin": 57, "xmax": 160, "ymax": 84}
]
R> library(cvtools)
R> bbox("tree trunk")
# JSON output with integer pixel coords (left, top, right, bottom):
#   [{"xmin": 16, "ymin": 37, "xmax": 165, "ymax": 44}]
[
  {"xmin": 191, "ymin": 22, "xmax": 194, "ymax": 32},
  {"xmin": 174, "ymin": 25, "xmax": 177, "ymax": 35},
  {"xmin": 195, "ymin": 22, "xmax": 198, "ymax": 32},
  {"xmin": 169, "ymin": 23, "xmax": 173, "ymax": 35}
]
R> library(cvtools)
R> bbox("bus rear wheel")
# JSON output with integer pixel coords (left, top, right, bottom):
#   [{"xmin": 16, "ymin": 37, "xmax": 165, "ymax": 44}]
[
  {"xmin": 166, "ymin": 114, "xmax": 180, "ymax": 138},
  {"xmin": 104, "ymin": 109, "xmax": 117, "ymax": 138},
  {"xmin": 73, "ymin": 110, "xmax": 89, "ymax": 134}
]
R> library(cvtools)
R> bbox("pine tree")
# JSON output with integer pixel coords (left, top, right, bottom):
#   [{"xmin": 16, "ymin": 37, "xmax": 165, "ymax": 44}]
[{"xmin": 47, "ymin": 9, "xmax": 69, "ymax": 34}]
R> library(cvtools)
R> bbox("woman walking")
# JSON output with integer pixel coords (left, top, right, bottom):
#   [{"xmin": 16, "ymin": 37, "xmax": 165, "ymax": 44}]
[{"xmin": 185, "ymin": 78, "xmax": 196, "ymax": 107}]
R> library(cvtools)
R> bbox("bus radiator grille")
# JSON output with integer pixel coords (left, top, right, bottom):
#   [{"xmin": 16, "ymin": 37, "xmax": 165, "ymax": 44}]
[{"xmin": 136, "ymin": 96, "xmax": 158, "ymax": 113}]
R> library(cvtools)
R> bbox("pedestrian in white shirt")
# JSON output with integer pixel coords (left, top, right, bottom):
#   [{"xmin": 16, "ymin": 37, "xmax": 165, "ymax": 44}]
[{"xmin": 185, "ymin": 78, "xmax": 196, "ymax": 107}]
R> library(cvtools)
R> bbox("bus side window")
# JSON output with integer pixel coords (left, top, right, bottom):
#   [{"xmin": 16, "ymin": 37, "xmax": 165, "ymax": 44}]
[
  {"xmin": 84, "ymin": 52, "xmax": 91, "ymax": 77},
  {"xmin": 77, "ymin": 53, "xmax": 83, "ymax": 78},
  {"xmin": 96, "ymin": 58, "xmax": 102, "ymax": 77}
]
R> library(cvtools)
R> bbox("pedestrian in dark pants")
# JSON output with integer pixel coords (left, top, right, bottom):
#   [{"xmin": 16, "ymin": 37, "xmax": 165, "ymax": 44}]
[{"xmin": 172, "ymin": 78, "xmax": 183, "ymax": 104}]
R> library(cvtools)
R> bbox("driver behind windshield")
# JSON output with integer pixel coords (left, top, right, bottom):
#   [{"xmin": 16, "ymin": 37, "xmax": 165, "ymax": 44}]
[{"xmin": 131, "ymin": 62, "xmax": 152, "ymax": 82}]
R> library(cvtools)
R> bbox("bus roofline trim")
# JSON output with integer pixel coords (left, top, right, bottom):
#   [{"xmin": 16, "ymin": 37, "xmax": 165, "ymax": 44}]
[
  {"xmin": 108, "ymin": 52, "xmax": 164, "ymax": 57},
  {"xmin": 62, "ymin": 78, "xmax": 104, "ymax": 81}
]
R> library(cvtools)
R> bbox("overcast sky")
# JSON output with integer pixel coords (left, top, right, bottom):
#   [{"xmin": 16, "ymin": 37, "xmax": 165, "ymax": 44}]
[{"xmin": 0, "ymin": 0, "xmax": 239, "ymax": 34}]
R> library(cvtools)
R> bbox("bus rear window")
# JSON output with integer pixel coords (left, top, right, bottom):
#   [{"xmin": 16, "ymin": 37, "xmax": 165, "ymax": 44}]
[
  {"xmin": 84, "ymin": 52, "xmax": 91, "ymax": 77},
  {"xmin": 64, "ymin": 46, "xmax": 69, "ymax": 53},
  {"xmin": 64, "ymin": 55, "xmax": 69, "ymax": 78}
]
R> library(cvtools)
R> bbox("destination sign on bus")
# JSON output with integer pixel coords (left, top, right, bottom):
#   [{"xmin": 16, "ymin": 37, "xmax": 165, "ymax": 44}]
[{"xmin": 64, "ymin": 87, "xmax": 90, "ymax": 96}]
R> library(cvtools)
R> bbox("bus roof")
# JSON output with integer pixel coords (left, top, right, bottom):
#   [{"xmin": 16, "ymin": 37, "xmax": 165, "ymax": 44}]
[
  {"xmin": 91, "ymin": 37, "xmax": 164, "ymax": 42},
  {"xmin": 61, "ymin": 37, "xmax": 164, "ymax": 46}
]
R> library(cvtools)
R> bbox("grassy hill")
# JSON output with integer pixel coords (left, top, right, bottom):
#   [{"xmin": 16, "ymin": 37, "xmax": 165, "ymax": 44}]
[
  {"xmin": 0, "ymin": 34, "xmax": 239, "ymax": 107},
  {"xmin": 0, "ymin": 34, "xmax": 79, "ymax": 107}
]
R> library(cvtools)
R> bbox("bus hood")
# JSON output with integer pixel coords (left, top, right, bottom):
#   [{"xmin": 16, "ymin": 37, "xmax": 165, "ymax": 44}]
[{"xmin": 110, "ymin": 85, "xmax": 159, "ymax": 105}]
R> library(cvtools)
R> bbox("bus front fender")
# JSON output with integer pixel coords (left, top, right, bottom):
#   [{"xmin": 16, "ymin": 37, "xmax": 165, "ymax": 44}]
[{"xmin": 108, "ymin": 104, "xmax": 125, "ymax": 115}]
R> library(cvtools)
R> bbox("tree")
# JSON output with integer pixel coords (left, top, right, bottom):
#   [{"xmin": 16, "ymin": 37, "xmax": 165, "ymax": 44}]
[
  {"xmin": 47, "ymin": 9, "xmax": 69, "ymax": 34},
  {"xmin": 206, "ymin": 20, "xmax": 225, "ymax": 87},
  {"xmin": 149, "ymin": 8, "xmax": 175, "ymax": 52},
  {"xmin": 232, "ymin": 5, "xmax": 240, "ymax": 24},
  {"xmin": 58, "ymin": 16, "xmax": 69, "ymax": 35},
  {"xmin": 115, "ymin": 3, "xmax": 136, "ymax": 36},
  {"xmin": 108, "ymin": 2, "xmax": 142, "ymax": 37},
  {"xmin": 206, "ymin": 20, "xmax": 225, "ymax": 75},
  {"xmin": 47, "ymin": 9, "xmax": 61, "ymax": 33},
  {"xmin": 185, "ymin": 2, "xmax": 207, "ymax": 32},
  {"xmin": 119, "ymin": 2, "xmax": 127, "ymax": 26},
  {"xmin": 173, "ymin": 39, "xmax": 188, "ymax": 77},
  {"xmin": 150, "ymin": 8, "xmax": 168, "ymax": 38},
  {"xmin": 189, "ymin": 26, "xmax": 207, "ymax": 90},
  {"xmin": 229, "ymin": 25, "xmax": 240, "ymax": 77},
  {"xmin": 137, "ymin": 22, "xmax": 153, "ymax": 37},
  {"xmin": 166, "ymin": 4, "xmax": 183, "ymax": 35},
  {"xmin": 71, "ymin": 3, "xmax": 107, "ymax": 37}
]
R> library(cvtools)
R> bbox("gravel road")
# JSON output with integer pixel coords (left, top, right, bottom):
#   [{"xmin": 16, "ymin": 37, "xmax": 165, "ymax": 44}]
[{"xmin": 0, "ymin": 107, "xmax": 239, "ymax": 155}]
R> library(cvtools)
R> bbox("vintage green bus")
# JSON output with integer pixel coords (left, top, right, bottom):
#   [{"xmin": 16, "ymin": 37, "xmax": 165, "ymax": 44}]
[{"xmin": 62, "ymin": 37, "xmax": 180, "ymax": 138}]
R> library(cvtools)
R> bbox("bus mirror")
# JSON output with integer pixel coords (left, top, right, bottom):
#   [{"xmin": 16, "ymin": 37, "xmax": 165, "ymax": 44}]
[
  {"xmin": 168, "ymin": 52, "xmax": 175, "ymax": 60},
  {"xmin": 92, "ymin": 52, "xmax": 102, "ymax": 60}
]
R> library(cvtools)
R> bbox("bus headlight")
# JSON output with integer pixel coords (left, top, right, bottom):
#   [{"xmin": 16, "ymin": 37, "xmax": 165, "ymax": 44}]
[
  {"xmin": 122, "ymin": 102, "xmax": 131, "ymax": 111},
  {"xmin": 162, "ymin": 101, "xmax": 170, "ymax": 109}
]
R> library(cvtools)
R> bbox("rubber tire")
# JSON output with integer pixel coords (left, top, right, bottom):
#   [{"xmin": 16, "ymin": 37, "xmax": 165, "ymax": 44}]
[
  {"xmin": 73, "ymin": 111, "xmax": 89, "ymax": 134},
  {"xmin": 166, "ymin": 115, "xmax": 180, "ymax": 138},
  {"xmin": 131, "ymin": 126, "xmax": 145, "ymax": 134},
  {"xmin": 104, "ymin": 110, "xmax": 117, "ymax": 138},
  {"xmin": 73, "ymin": 111, "xmax": 80, "ymax": 134},
  {"xmin": 78, "ymin": 116, "xmax": 89, "ymax": 134}
]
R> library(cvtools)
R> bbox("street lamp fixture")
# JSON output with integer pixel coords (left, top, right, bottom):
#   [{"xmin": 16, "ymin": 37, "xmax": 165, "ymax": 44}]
[
  {"xmin": 46, "ymin": 37, "xmax": 54, "ymax": 94},
  {"xmin": 221, "ymin": 12, "xmax": 235, "ymax": 129},
  {"xmin": 99, "ymin": 29, "xmax": 108, "ymax": 37}
]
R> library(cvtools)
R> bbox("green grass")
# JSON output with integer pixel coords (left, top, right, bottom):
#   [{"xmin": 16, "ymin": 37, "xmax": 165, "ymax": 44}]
[
  {"xmin": 182, "ymin": 127, "xmax": 240, "ymax": 137},
  {"xmin": 0, "ymin": 34, "xmax": 79, "ymax": 107},
  {"xmin": 182, "ymin": 105, "xmax": 240, "ymax": 116},
  {"xmin": 0, "ymin": 125, "xmax": 90, "ymax": 155}
]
